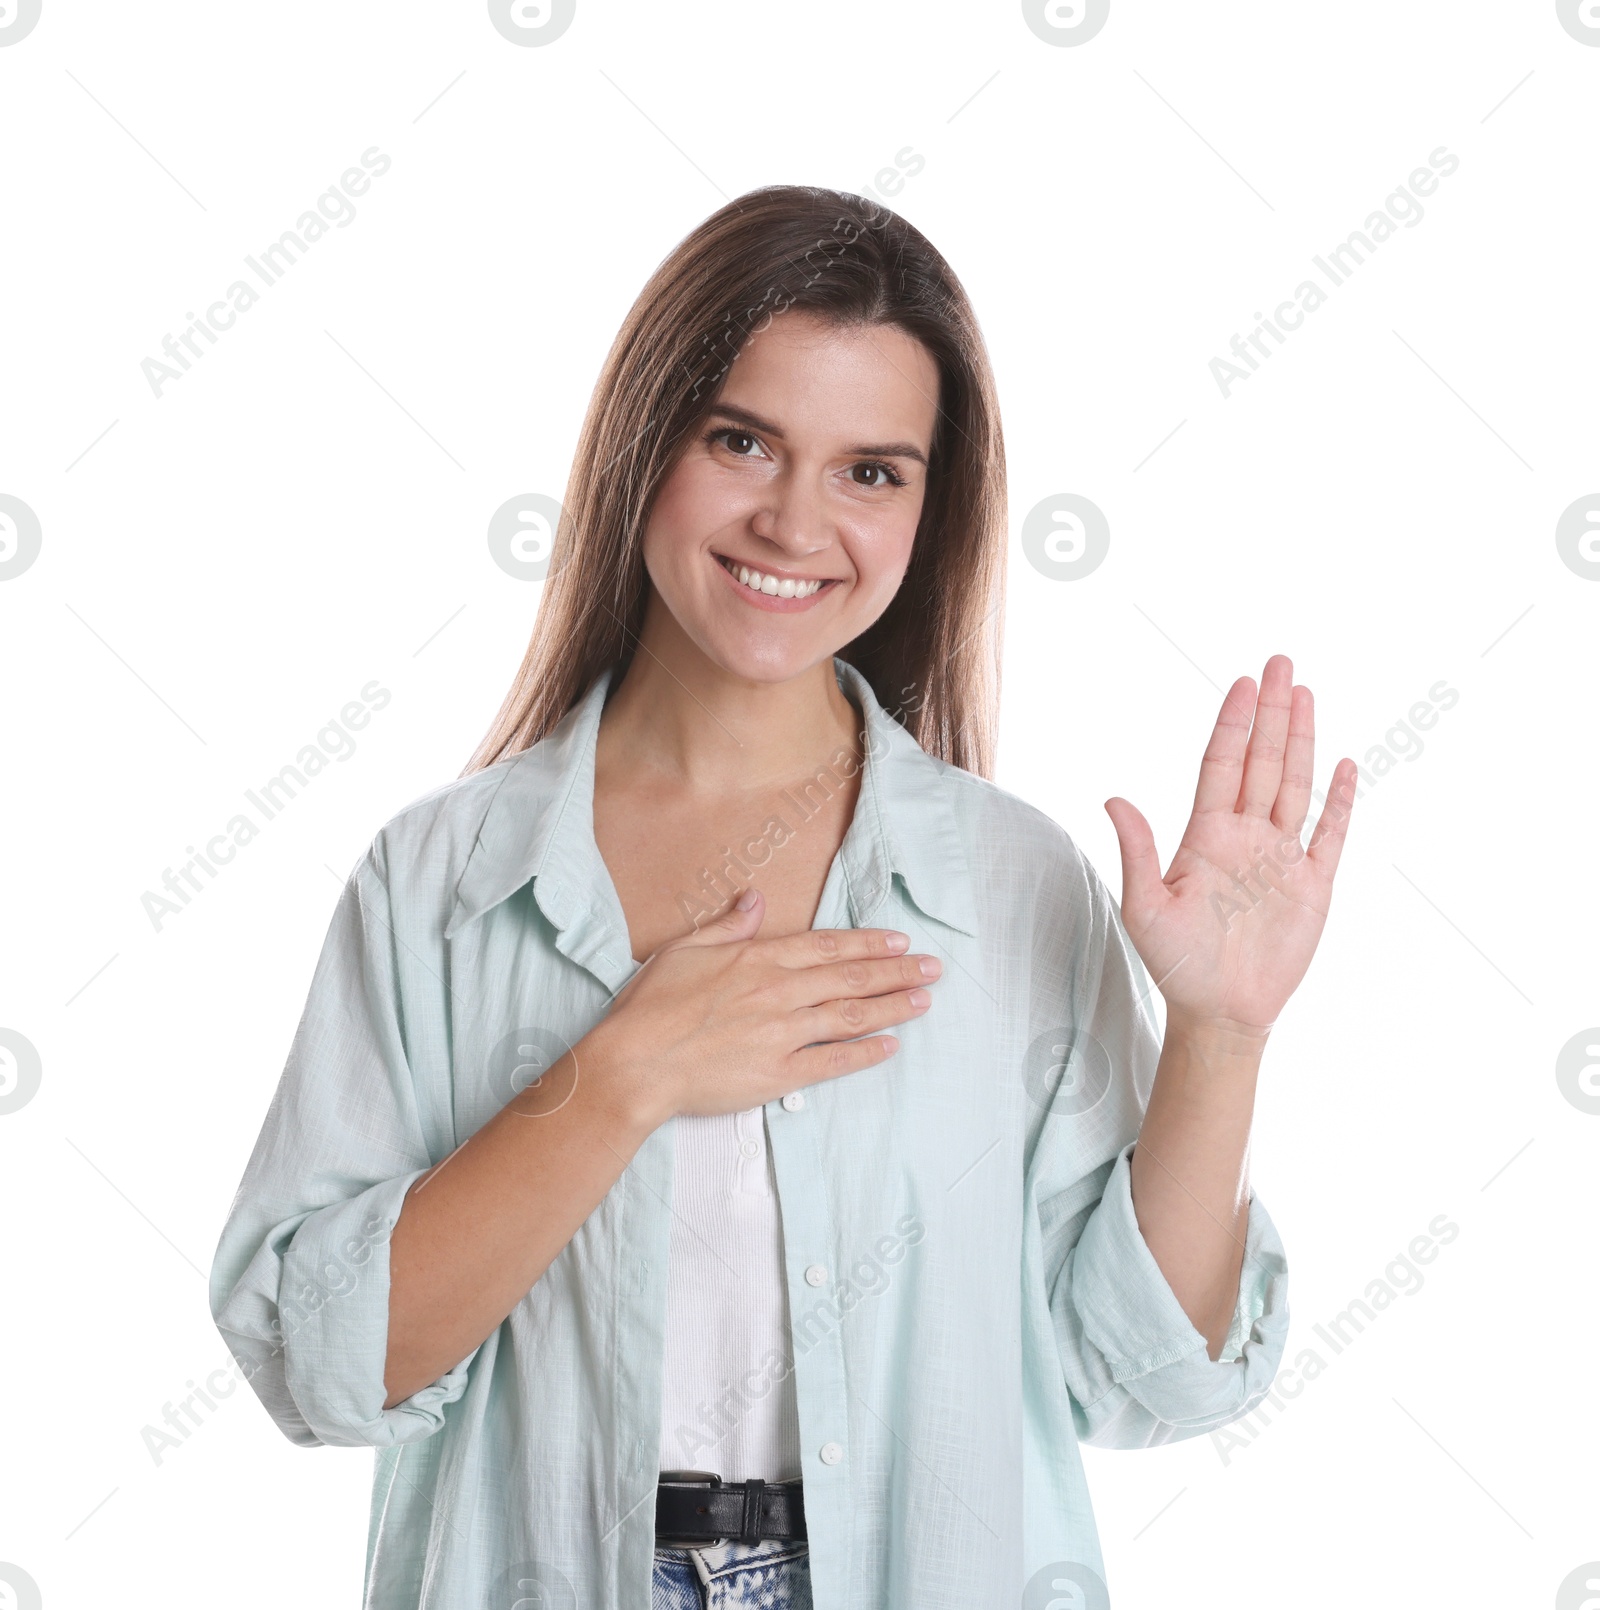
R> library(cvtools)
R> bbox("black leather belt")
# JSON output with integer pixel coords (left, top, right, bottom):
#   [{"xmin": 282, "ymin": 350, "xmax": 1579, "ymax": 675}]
[{"xmin": 655, "ymin": 1471, "xmax": 806, "ymax": 1545}]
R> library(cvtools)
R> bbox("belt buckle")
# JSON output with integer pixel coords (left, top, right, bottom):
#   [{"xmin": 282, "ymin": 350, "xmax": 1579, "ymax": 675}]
[{"xmin": 657, "ymin": 1469, "xmax": 727, "ymax": 1547}]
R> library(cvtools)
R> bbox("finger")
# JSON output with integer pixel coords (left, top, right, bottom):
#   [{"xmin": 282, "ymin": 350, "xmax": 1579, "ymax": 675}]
[
  {"xmin": 662, "ymin": 884, "xmax": 767, "ymax": 951},
  {"xmin": 760, "ymin": 926, "xmax": 913, "ymax": 968},
  {"xmin": 1306, "ymin": 757, "xmax": 1358, "ymax": 881},
  {"xmin": 1191, "ymin": 675, "xmax": 1257, "ymax": 815},
  {"xmin": 799, "ymin": 984, "xmax": 932, "ymax": 1048},
  {"xmin": 791, "ymin": 1030, "xmax": 901, "ymax": 1086},
  {"xmin": 1271, "ymin": 684, "xmax": 1316, "ymax": 836},
  {"xmin": 1236, "ymin": 654, "xmax": 1294, "ymax": 818},
  {"xmin": 785, "ymin": 952, "xmax": 940, "ymax": 1010},
  {"xmin": 1103, "ymin": 796, "xmax": 1166, "ymax": 914}
]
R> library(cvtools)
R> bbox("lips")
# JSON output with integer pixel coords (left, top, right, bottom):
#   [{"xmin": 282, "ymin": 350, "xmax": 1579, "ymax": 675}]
[{"xmin": 714, "ymin": 552, "xmax": 836, "ymax": 600}]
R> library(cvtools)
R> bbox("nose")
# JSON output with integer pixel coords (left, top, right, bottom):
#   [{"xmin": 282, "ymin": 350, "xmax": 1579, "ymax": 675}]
[{"xmin": 748, "ymin": 467, "xmax": 831, "ymax": 561}]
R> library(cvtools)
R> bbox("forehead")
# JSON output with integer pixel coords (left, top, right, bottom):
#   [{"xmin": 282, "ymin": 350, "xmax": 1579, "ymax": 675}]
[{"xmin": 714, "ymin": 312, "xmax": 940, "ymax": 448}]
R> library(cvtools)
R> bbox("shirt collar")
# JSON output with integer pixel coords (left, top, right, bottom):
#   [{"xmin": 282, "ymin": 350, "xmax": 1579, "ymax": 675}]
[
  {"xmin": 836, "ymin": 658, "xmax": 981, "ymax": 940},
  {"xmin": 444, "ymin": 655, "xmax": 979, "ymax": 953}
]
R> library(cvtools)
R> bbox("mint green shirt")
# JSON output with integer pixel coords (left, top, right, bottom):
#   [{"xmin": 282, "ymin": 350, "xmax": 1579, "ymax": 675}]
[{"xmin": 209, "ymin": 656, "xmax": 1287, "ymax": 1608}]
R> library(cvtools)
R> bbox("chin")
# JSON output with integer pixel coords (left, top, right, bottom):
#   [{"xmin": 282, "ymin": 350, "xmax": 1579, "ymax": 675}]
[{"xmin": 691, "ymin": 626, "xmax": 843, "ymax": 687}]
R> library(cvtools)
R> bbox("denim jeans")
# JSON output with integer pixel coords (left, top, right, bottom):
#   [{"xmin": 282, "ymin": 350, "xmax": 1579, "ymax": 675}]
[{"xmin": 651, "ymin": 1536, "xmax": 812, "ymax": 1609}]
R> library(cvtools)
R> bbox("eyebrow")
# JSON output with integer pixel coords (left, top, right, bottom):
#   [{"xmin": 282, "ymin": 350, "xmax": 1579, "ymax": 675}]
[{"xmin": 704, "ymin": 402, "xmax": 929, "ymax": 469}]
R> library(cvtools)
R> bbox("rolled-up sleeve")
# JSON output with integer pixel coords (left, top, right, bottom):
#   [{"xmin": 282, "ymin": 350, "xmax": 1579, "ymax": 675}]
[
  {"xmin": 208, "ymin": 845, "xmax": 478, "ymax": 1449},
  {"xmin": 1025, "ymin": 830, "xmax": 1290, "ymax": 1449},
  {"xmin": 1052, "ymin": 1144, "xmax": 1288, "ymax": 1444}
]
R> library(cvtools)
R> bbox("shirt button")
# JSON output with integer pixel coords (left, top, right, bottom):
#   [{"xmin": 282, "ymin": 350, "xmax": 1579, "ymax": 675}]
[
  {"xmin": 739, "ymin": 1138, "xmax": 760, "ymax": 1158},
  {"xmin": 781, "ymin": 1091, "xmax": 805, "ymax": 1112},
  {"xmin": 819, "ymin": 1441, "xmax": 843, "ymax": 1466},
  {"xmin": 804, "ymin": 1264, "xmax": 828, "ymax": 1287}
]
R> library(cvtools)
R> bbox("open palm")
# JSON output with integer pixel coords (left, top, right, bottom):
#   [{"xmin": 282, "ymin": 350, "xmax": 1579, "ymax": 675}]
[{"xmin": 1104, "ymin": 654, "xmax": 1357, "ymax": 1034}]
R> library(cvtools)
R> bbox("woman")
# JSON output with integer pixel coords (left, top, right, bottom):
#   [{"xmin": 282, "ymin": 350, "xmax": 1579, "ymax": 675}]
[{"xmin": 210, "ymin": 186, "xmax": 1354, "ymax": 1609}]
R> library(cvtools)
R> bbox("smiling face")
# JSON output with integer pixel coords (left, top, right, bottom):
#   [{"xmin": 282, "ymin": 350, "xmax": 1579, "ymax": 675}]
[{"xmin": 638, "ymin": 311, "xmax": 942, "ymax": 685}]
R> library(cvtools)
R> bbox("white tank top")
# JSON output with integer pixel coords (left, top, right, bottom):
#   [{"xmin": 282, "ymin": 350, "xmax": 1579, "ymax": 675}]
[{"xmin": 657, "ymin": 1105, "xmax": 803, "ymax": 1481}]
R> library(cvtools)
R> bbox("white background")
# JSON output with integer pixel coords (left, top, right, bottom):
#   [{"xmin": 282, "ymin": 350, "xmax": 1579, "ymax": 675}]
[{"xmin": 1, "ymin": 1, "xmax": 1595, "ymax": 1605}]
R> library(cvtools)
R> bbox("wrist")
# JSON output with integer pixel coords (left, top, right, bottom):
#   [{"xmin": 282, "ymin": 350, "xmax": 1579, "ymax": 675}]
[
  {"xmin": 1161, "ymin": 1007, "xmax": 1274, "ymax": 1058},
  {"xmin": 576, "ymin": 1020, "xmax": 673, "ymax": 1139}
]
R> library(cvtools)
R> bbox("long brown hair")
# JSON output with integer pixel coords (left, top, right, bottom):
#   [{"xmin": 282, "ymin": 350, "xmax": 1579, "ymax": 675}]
[{"xmin": 462, "ymin": 185, "xmax": 1007, "ymax": 779}]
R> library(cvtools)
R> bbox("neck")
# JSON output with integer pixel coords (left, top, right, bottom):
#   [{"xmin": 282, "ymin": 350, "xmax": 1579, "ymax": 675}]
[{"xmin": 596, "ymin": 611, "xmax": 862, "ymax": 798}]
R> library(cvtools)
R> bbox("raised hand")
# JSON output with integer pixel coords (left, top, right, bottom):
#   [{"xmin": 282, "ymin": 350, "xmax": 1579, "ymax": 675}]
[{"xmin": 1103, "ymin": 654, "xmax": 1357, "ymax": 1036}]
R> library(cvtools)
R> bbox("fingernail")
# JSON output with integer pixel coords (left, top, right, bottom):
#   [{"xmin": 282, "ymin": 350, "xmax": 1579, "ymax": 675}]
[
  {"xmin": 735, "ymin": 887, "xmax": 758, "ymax": 910},
  {"xmin": 918, "ymin": 956, "xmax": 941, "ymax": 979},
  {"xmin": 907, "ymin": 987, "xmax": 931, "ymax": 1008},
  {"xmin": 886, "ymin": 931, "xmax": 909, "ymax": 951}
]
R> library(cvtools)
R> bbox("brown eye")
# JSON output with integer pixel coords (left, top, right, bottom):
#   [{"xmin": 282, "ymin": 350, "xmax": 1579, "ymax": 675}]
[{"xmin": 709, "ymin": 428, "xmax": 760, "ymax": 457}]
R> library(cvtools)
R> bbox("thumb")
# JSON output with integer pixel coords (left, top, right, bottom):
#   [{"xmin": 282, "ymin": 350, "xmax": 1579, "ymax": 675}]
[
  {"xmin": 1102, "ymin": 797, "xmax": 1164, "ymax": 914},
  {"xmin": 681, "ymin": 883, "xmax": 765, "ymax": 947}
]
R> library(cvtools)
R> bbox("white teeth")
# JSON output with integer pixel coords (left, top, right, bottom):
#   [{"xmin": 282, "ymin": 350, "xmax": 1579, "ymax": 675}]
[{"xmin": 720, "ymin": 556, "xmax": 825, "ymax": 598}]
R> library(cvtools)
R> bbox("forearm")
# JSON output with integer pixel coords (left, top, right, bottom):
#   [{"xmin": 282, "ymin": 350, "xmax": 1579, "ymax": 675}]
[
  {"xmin": 383, "ymin": 1025, "xmax": 655, "ymax": 1407},
  {"xmin": 1128, "ymin": 1013, "xmax": 1268, "ymax": 1360}
]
